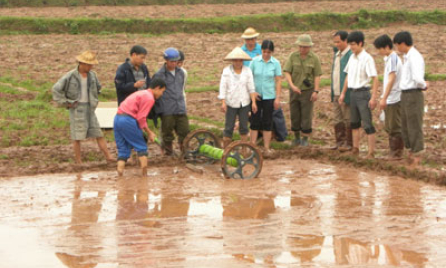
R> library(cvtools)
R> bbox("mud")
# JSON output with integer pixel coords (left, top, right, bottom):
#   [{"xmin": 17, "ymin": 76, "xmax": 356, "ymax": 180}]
[
  {"xmin": 1, "ymin": 159, "xmax": 446, "ymax": 267},
  {"xmin": 0, "ymin": 24, "xmax": 444, "ymax": 89},
  {"xmin": 0, "ymin": 0, "xmax": 443, "ymax": 19}
]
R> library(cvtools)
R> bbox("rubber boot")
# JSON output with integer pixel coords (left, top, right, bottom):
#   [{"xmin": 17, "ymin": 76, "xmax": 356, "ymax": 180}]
[
  {"xmin": 117, "ymin": 160, "xmax": 126, "ymax": 176},
  {"xmin": 163, "ymin": 142, "xmax": 173, "ymax": 156},
  {"xmin": 139, "ymin": 156, "xmax": 148, "ymax": 177},
  {"xmin": 339, "ymin": 127, "xmax": 353, "ymax": 152},
  {"xmin": 395, "ymin": 135, "xmax": 404, "ymax": 159},
  {"xmin": 301, "ymin": 136, "xmax": 309, "ymax": 147},
  {"xmin": 388, "ymin": 135, "xmax": 404, "ymax": 160},
  {"xmin": 332, "ymin": 123, "xmax": 345, "ymax": 150},
  {"xmin": 291, "ymin": 132, "xmax": 301, "ymax": 147},
  {"xmin": 222, "ymin": 137, "xmax": 232, "ymax": 149}
]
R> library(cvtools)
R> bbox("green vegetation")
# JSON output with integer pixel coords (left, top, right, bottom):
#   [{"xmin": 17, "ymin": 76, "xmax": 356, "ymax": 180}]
[{"xmin": 0, "ymin": 10, "xmax": 444, "ymax": 35}]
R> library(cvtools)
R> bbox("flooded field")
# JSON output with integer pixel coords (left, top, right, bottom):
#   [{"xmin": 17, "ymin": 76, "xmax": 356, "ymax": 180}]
[{"xmin": 1, "ymin": 159, "xmax": 446, "ymax": 267}]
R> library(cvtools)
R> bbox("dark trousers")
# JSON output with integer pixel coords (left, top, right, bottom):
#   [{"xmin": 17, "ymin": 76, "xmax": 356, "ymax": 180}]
[
  {"xmin": 161, "ymin": 114, "xmax": 189, "ymax": 145},
  {"xmin": 401, "ymin": 90, "xmax": 424, "ymax": 153},
  {"xmin": 224, "ymin": 105, "xmax": 250, "ymax": 138},
  {"xmin": 250, "ymin": 99, "xmax": 274, "ymax": 131},
  {"xmin": 290, "ymin": 90, "xmax": 313, "ymax": 134}
]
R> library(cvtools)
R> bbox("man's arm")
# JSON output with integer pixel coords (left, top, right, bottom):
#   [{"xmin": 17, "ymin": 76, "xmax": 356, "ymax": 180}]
[{"xmin": 379, "ymin": 72, "xmax": 395, "ymax": 110}]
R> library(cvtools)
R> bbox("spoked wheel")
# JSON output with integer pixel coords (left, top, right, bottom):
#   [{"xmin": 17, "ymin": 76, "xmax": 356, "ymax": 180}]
[
  {"xmin": 221, "ymin": 141, "xmax": 263, "ymax": 179},
  {"xmin": 182, "ymin": 129, "xmax": 221, "ymax": 165}
]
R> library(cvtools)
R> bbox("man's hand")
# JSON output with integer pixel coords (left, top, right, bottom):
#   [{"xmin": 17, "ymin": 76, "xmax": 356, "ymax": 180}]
[
  {"xmin": 290, "ymin": 84, "xmax": 301, "ymax": 94},
  {"xmin": 148, "ymin": 131, "xmax": 156, "ymax": 143},
  {"xmin": 310, "ymin": 92, "xmax": 318, "ymax": 102},
  {"xmin": 221, "ymin": 102, "xmax": 227, "ymax": 113},
  {"xmin": 369, "ymin": 98, "xmax": 377, "ymax": 110},
  {"xmin": 134, "ymin": 80, "xmax": 145, "ymax": 89},
  {"xmin": 379, "ymin": 98, "xmax": 387, "ymax": 110},
  {"xmin": 338, "ymin": 94, "xmax": 345, "ymax": 105},
  {"xmin": 66, "ymin": 101, "xmax": 78, "ymax": 109}
]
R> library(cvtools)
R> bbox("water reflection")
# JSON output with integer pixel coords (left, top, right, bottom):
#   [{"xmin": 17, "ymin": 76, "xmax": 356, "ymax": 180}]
[
  {"xmin": 56, "ymin": 174, "xmax": 105, "ymax": 268},
  {"xmin": 0, "ymin": 161, "xmax": 443, "ymax": 267}
]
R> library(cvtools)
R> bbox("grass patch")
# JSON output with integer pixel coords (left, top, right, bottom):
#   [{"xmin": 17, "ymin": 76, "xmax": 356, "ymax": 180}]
[
  {"xmin": 189, "ymin": 115, "xmax": 225, "ymax": 128},
  {"xmin": 0, "ymin": 10, "xmax": 444, "ymax": 35}
]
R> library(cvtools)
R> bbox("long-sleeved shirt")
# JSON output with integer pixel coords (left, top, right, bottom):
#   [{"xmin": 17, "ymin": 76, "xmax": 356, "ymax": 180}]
[
  {"xmin": 117, "ymin": 89, "xmax": 155, "ymax": 129},
  {"xmin": 400, "ymin": 47, "xmax": 427, "ymax": 90},
  {"xmin": 218, "ymin": 65, "xmax": 255, "ymax": 108}
]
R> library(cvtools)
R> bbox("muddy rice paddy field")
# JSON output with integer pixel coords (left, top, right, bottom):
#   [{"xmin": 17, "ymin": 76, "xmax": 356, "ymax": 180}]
[
  {"xmin": 1, "ymin": 1, "xmax": 446, "ymax": 267},
  {"xmin": 0, "ymin": 0, "xmax": 444, "ymax": 19},
  {"xmin": 0, "ymin": 23, "xmax": 445, "ymax": 176}
]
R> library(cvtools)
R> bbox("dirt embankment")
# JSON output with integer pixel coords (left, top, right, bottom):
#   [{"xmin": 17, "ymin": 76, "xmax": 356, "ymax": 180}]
[{"xmin": 0, "ymin": 0, "xmax": 443, "ymax": 19}]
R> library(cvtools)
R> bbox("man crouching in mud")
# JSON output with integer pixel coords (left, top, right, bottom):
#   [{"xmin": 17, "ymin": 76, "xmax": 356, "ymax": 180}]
[
  {"xmin": 52, "ymin": 51, "xmax": 114, "ymax": 165},
  {"xmin": 113, "ymin": 79, "xmax": 166, "ymax": 176}
]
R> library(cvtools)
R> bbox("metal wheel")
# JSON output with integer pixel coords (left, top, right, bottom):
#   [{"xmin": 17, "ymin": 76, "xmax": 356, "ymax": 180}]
[
  {"xmin": 221, "ymin": 141, "xmax": 263, "ymax": 179},
  {"xmin": 182, "ymin": 129, "xmax": 221, "ymax": 164}
]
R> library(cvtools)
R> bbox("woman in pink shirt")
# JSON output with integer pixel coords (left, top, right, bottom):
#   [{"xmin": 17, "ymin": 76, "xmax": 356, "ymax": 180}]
[{"xmin": 114, "ymin": 79, "xmax": 166, "ymax": 176}]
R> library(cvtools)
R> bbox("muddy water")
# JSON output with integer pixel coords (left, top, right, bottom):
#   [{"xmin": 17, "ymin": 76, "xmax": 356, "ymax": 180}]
[{"xmin": 1, "ymin": 160, "xmax": 446, "ymax": 267}]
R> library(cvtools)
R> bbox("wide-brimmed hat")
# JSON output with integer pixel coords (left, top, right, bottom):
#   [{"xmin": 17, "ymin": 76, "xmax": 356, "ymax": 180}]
[
  {"xmin": 224, "ymin": 47, "xmax": 252, "ymax": 61},
  {"xmin": 76, "ymin": 51, "xmax": 99, "ymax": 65},
  {"xmin": 241, "ymin": 27, "xmax": 260, "ymax": 39},
  {"xmin": 295, "ymin": 34, "xmax": 314, "ymax": 47}
]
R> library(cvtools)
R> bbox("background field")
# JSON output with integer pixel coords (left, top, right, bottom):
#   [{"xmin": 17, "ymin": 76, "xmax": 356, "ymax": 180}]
[{"xmin": 0, "ymin": 0, "xmax": 445, "ymax": 180}]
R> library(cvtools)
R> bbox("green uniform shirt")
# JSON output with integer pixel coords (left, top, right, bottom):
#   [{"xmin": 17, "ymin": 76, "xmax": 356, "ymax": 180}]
[{"xmin": 283, "ymin": 51, "xmax": 322, "ymax": 91}]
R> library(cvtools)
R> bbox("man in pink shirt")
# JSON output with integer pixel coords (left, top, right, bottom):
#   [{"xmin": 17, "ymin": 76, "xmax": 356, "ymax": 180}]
[{"xmin": 114, "ymin": 79, "xmax": 166, "ymax": 176}]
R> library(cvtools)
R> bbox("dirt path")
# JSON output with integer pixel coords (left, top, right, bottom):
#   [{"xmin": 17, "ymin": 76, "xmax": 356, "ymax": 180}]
[
  {"xmin": 0, "ymin": 160, "xmax": 445, "ymax": 267},
  {"xmin": 0, "ymin": 0, "xmax": 443, "ymax": 19}
]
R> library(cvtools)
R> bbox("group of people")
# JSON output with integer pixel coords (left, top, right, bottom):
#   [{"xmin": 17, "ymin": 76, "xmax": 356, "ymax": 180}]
[
  {"xmin": 222, "ymin": 27, "xmax": 427, "ymax": 168},
  {"xmin": 52, "ymin": 26, "xmax": 427, "ymax": 176}
]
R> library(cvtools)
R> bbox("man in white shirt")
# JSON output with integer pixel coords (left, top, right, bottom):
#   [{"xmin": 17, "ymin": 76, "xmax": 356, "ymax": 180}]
[
  {"xmin": 339, "ymin": 31, "xmax": 378, "ymax": 159},
  {"xmin": 374, "ymin": 34, "xmax": 404, "ymax": 160},
  {"xmin": 393, "ymin": 31, "xmax": 428, "ymax": 168}
]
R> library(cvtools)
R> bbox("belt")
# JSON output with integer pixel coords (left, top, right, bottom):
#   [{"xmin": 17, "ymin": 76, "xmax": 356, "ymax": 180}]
[
  {"xmin": 350, "ymin": 87, "xmax": 370, "ymax": 92},
  {"xmin": 402, "ymin": 88, "xmax": 422, "ymax": 93}
]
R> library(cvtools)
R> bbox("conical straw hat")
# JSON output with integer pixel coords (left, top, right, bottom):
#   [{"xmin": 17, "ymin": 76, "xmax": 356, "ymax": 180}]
[
  {"xmin": 76, "ymin": 51, "xmax": 99, "ymax": 65},
  {"xmin": 224, "ymin": 47, "xmax": 252, "ymax": 61}
]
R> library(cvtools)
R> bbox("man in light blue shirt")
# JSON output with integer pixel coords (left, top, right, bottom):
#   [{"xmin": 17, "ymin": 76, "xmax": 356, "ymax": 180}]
[{"xmin": 241, "ymin": 27, "xmax": 262, "ymax": 67}]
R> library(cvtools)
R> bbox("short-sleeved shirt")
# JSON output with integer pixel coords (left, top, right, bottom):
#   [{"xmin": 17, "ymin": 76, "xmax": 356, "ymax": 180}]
[
  {"xmin": 382, "ymin": 51, "xmax": 402, "ymax": 104},
  {"xmin": 283, "ymin": 51, "xmax": 322, "ymax": 91},
  {"xmin": 344, "ymin": 50, "xmax": 377, "ymax": 89},
  {"xmin": 249, "ymin": 55, "xmax": 282, "ymax": 100},
  {"xmin": 241, "ymin": 43, "xmax": 262, "ymax": 67}
]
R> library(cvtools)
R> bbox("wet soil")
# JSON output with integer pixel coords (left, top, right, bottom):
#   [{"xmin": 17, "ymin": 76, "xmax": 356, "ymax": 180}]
[
  {"xmin": 0, "ymin": 24, "xmax": 444, "ymax": 89},
  {"xmin": 0, "ymin": 24, "xmax": 445, "ymax": 180},
  {"xmin": 1, "ymin": 160, "xmax": 446, "ymax": 267},
  {"xmin": 0, "ymin": 0, "xmax": 444, "ymax": 19}
]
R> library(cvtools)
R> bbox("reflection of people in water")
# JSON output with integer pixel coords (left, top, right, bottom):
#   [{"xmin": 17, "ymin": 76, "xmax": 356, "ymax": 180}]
[
  {"xmin": 288, "ymin": 194, "xmax": 325, "ymax": 263},
  {"xmin": 222, "ymin": 191, "xmax": 277, "ymax": 265},
  {"xmin": 116, "ymin": 176, "xmax": 191, "ymax": 266},
  {"xmin": 56, "ymin": 174, "xmax": 105, "ymax": 268}
]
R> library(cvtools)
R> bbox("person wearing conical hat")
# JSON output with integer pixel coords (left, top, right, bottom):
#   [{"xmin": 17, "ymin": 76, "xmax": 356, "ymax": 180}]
[
  {"xmin": 284, "ymin": 34, "xmax": 322, "ymax": 147},
  {"xmin": 52, "ymin": 51, "xmax": 114, "ymax": 165},
  {"xmin": 241, "ymin": 27, "xmax": 262, "ymax": 67},
  {"xmin": 219, "ymin": 47, "xmax": 258, "ymax": 148}
]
